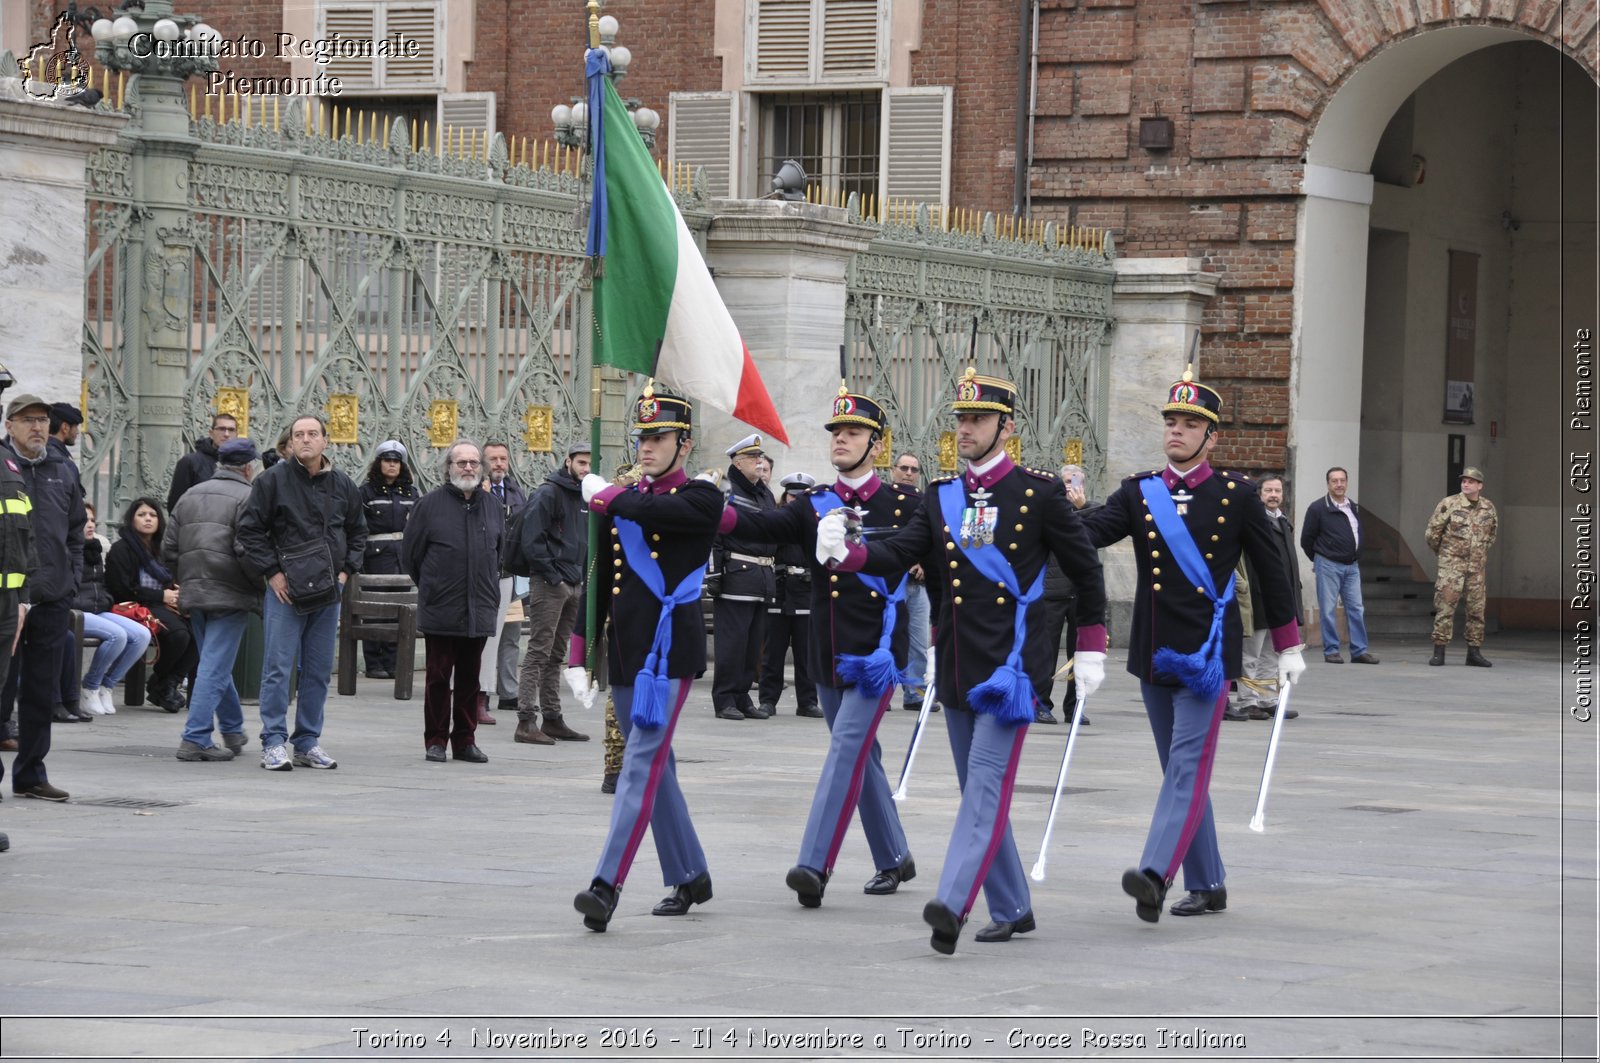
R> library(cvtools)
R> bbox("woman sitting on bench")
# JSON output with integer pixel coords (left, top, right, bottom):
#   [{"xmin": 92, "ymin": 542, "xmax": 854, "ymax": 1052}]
[
  {"xmin": 72, "ymin": 502, "xmax": 153, "ymax": 715},
  {"xmin": 106, "ymin": 498, "xmax": 197, "ymax": 713}
]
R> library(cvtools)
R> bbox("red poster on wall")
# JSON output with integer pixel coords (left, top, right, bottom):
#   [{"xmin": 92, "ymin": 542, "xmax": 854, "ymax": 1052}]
[{"xmin": 1443, "ymin": 250, "xmax": 1478, "ymax": 424}]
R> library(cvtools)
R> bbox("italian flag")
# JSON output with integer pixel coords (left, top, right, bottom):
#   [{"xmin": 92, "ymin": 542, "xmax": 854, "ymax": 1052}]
[{"xmin": 588, "ymin": 64, "xmax": 789, "ymax": 444}]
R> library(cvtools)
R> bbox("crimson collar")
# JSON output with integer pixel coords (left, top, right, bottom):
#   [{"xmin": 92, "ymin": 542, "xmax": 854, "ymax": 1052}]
[
  {"xmin": 641, "ymin": 468, "xmax": 688, "ymax": 494},
  {"xmin": 1161, "ymin": 461, "xmax": 1213, "ymax": 490},
  {"xmin": 833, "ymin": 474, "xmax": 882, "ymax": 505},
  {"xmin": 963, "ymin": 452, "xmax": 1014, "ymax": 491}
]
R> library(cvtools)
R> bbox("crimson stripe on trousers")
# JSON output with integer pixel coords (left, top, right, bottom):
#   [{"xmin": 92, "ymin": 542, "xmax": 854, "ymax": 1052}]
[
  {"xmin": 1162, "ymin": 687, "xmax": 1228, "ymax": 883},
  {"xmin": 822, "ymin": 685, "xmax": 894, "ymax": 873},
  {"xmin": 613, "ymin": 680, "xmax": 694, "ymax": 889},
  {"xmin": 961, "ymin": 721, "xmax": 1030, "ymax": 918}
]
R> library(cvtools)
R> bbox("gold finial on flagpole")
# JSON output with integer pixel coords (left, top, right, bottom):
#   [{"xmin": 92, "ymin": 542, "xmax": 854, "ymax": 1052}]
[{"xmin": 587, "ymin": 0, "xmax": 602, "ymax": 49}]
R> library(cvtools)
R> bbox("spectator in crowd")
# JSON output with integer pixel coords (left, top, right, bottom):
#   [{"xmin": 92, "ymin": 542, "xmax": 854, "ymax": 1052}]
[
  {"xmin": 402, "ymin": 439, "xmax": 503, "ymax": 764},
  {"xmin": 260, "ymin": 425, "xmax": 290, "ymax": 470},
  {"xmin": 236, "ymin": 413, "xmax": 366, "ymax": 772},
  {"xmin": 515, "ymin": 440, "xmax": 591, "ymax": 745},
  {"xmin": 710, "ymin": 434, "xmax": 778, "ymax": 720},
  {"xmin": 756, "ymin": 472, "xmax": 821, "ymax": 719},
  {"xmin": 106, "ymin": 498, "xmax": 196, "ymax": 714},
  {"xmin": 1426, "ymin": 467, "xmax": 1498, "ymax": 667},
  {"xmin": 476, "ymin": 440, "xmax": 528, "ymax": 726},
  {"xmin": 73, "ymin": 501, "xmax": 150, "ymax": 716},
  {"xmin": 0, "ymin": 387, "xmax": 34, "ymax": 843},
  {"xmin": 889, "ymin": 453, "xmax": 929, "ymax": 712},
  {"xmin": 1026, "ymin": 463, "xmax": 1096, "ymax": 726},
  {"xmin": 1226, "ymin": 474, "xmax": 1304, "ymax": 720},
  {"xmin": 163, "ymin": 437, "xmax": 263, "ymax": 761},
  {"xmin": 1, "ymin": 393, "xmax": 83, "ymax": 802},
  {"xmin": 1301, "ymin": 466, "xmax": 1378, "ymax": 665},
  {"xmin": 48, "ymin": 403, "xmax": 82, "ymax": 453},
  {"xmin": 167, "ymin": 413, "xmax": 238, "ymax": 512},
  {"xmin": 358, "ymin": 440, "xmax": 417, "ymax": 680}
]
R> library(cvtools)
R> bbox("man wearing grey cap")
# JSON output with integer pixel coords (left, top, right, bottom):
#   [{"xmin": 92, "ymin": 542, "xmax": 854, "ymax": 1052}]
[
  {"xmin": 710, "ymin": 433, "xmax": 779, "ymax": 720},
  {"xmin": 1426, "ymin": 467, "xmax": 1497, "ymax": 667},
  {"xmin": 513, "ymin": 439, "xmax": 592, "ymax": 744},
  {"xmin": 164, "ymin": 437, "xmax": 263, "ymax": 760}
]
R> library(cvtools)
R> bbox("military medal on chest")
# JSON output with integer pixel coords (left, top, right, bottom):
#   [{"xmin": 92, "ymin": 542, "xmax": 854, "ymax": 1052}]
[
  {"xmin": 1172, "ymin": 486, "xmax": 1193, "ymax": 516},
  {"xmin": 961, "ymin": 486, "xmax": 1000, "ymax": 548}
]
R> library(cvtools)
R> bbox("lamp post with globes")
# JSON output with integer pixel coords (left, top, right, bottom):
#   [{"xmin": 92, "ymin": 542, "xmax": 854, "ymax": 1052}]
[
  {"xmin": 548, "ymin": 12, "xmax": 661, "ymax": 154},
  {"xmin": 84, "ymin": 0, "xmax": 220, "ymax": 503}
]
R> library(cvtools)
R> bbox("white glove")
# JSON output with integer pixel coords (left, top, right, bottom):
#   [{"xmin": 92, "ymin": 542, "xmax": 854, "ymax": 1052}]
[
  {"xmin": 695, "ymin": 468, "xmax": 722, "ymax": 485},
  {"xmin": 562, "ymin": 666, "xmax": 598, "ymax": 710},
  {"xmin": 923, "ymin": 646, "xmax": 937, "ymax": 691},
  {"xmin": 1074, "ymin": 650, "xmax": 1106, "ymax": 698},
  {"xmin": 1278, "ymin": 645, "xmax": 1306, "ymax": 687},
  {"xmin": 580, "ymin": 473, "xmax": 609, "ymax": 503},
  {"xmin": 815, "ymin": 508, "xmax": 850, "ymax": 566}
]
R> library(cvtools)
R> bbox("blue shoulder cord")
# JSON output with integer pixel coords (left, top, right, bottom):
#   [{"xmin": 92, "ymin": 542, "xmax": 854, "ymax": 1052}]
[
  {"xmin": 1138, "ymin": 477, "xmax": 1236, "ymax": 699},
  {"xmin": 614, "ymin": 512, "xmax": 706, "ymax": 728},
  {"xmin": 811, "ymin": 492, "xmax": 910, "ymax": 697},
  {"xmin": 936, "ymin": 479, "xmax": 1045, "ymax": 724}
]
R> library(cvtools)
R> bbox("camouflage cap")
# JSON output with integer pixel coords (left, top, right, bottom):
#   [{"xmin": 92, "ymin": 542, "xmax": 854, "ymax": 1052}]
[{"xmin": 1460, "ymin": 466, "xmax": 1485, "ymax": 484}]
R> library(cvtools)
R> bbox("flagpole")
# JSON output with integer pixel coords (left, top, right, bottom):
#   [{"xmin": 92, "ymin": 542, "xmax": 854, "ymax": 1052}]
[{"xmin": 582, "ymin": 0, "xmax": 603, "ymax": 676}]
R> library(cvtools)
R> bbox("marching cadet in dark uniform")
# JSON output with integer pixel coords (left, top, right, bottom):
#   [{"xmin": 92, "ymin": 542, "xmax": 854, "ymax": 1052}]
[
  {"xmin": 757, "ymin": 472, "xmax": 822, "ymax": 719},
  {"xmin": 709, "ymin": 435, "xmax": 778, "ymax": 720},
  {"xmin": 1080, "ymin": 368, "xmax": 1305, "ymax": 922},
  {"xmin": 572, "ymin": 386, "xmax": 723, "ymax": 933},
  {"xmin": 819, "ymin": 368, "xmax": 1107, "ymax": 954},
  {"xmin": 721, "ymin": 390, "xmax": 919, "ymax": 908}
]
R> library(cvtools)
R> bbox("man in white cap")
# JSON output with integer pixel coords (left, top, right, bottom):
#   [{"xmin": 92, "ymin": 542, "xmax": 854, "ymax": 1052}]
[{"xmin": 708, "ymin": 434, "xmax": 778, "ymax": 720}]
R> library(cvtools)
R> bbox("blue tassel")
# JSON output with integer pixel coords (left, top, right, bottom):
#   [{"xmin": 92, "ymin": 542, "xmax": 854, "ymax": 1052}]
[
  {"xmin": 630, "ymin": 655, "xmax": 668, "ymax": 729},
  {"xmin": 968, "ymin": 662, "xmax": 1035, "ymax": 725},
  {"xmin": 836, "ymin": 648, "xmax": 902, "ymax": 698},
  {"xmin": 1153, "ymin": 645, "xmax": 1226, "ymax": 701}
]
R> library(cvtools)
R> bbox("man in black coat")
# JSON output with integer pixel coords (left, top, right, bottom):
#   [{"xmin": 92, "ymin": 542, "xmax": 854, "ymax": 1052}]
[
  {"xmin": 572, "ymin": 387, "xmax": 723, "ymax": 932},
  {"xmin": 514, "ymin": 440, "xmax": 591, "ymax": 745},
  {"xmin": 709, "ymin": 434, "xmax": 779, "ymax": 720},
  {"xmin": 0, "ymin": 393, "xmax": 83, "ymax": 802},
  {"xmin": 1228, "ymin": 474, "xmax": 1305, "ymax": 721},
  {"xmin": 402, "ymin": 439, "xmax": 504, "ymax": 765},
  {"xmin": 1025, "ymin": 463, "xmax": 1097, "ymax": 726},
  {"xmin": 167, "ymin": 413, "xmax": 238, "ymax": 512},
  {"xmin": 756, "ymin": 472, "xmax": 821, "ymax": 719}
]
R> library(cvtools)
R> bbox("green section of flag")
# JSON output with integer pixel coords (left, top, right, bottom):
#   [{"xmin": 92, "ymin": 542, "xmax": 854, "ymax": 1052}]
[{"xmin": 591, "ymin": 77, "xmax": 677, "ymax": 373}]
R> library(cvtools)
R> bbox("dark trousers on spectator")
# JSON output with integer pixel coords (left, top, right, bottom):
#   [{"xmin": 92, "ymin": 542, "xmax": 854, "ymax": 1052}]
[
  {"xmin": 7, "ymin": 598, "xmax": 67, "ymax": 792},
  {"xmin": 518, "ymin": 580, "xmax": 581, "ymax": 723},
  {"xmin": 712, "ymin": 598, "xmax": 766, "ymax": 714},
  {"xmin": 758, "ymin": 610, "xmax": 816, "ymax": 711},
  {"xmin": 422, "ymin": 634, "xmax": 485, "ymax": 752},
  {"xmin": 1025, "ymin": 594, "xmax": 1077, "ymax": 712},
  {"xmin": 147, "ymin": 603, "xmax": 198, "ymax": 686}
]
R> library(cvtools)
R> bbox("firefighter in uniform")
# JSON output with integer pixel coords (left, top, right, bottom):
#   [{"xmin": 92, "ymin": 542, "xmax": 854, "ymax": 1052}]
[
  {"xmin": 0, "ymin": 432, "xmax": 35, "ymax": 849},
  {"xmin": 722, "ymin": 390, "xmax": 919, "ymax": 907},
  {"xmin": 572, "ymin": 386, "xmax": 723, "ymax": 932},
  {"xmin": 757, "ymin": 472, "xmax": 822, "ymax": 719},
  {"xmin": 819, "ymin": 368, "xmax": 1107, "ymax": 954},
  {"xmin": 709, "ymin": 435, "xmax": 778, "ymax": 720},
  {"xmin": 1081, "ymin": 367, "xmax": 1305, "ymax": 922}
]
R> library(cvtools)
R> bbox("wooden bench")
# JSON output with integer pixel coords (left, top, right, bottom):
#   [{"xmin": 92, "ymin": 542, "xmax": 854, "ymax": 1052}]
[
  {"xmin": 71, "ymin": 609, "xmax": 148, "ymax": 708},
  {"xmin": 336, "ymin": 573, "xmax": 418, "ymax": 700}
]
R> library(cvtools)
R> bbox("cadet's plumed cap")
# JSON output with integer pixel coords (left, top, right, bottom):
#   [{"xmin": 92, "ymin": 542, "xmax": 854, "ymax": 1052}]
[
  {"xmin": 375, "ymin": 440, "xmax": 408, "ymax": 461},
  {"xmin": 779, "ymin": 472, "xmax": 816, "ymax": 493},
  {"xmin": 632, "ymin": 381, "xmax": 692, "ymax": 436},
  {"xmin": 4, "ymin": 393, "xmax": 47, "ymax": 421},
  {"xmin": 951, "ymin": 366, "xmax": 1017, "ymax": 415},
  {"xmin": 726, "ymin": 433, "xmax": 765, "ymax": 458},
  {"xmin": 217, "ymin": 438, "xmax": 260, "ymax": 465},
  {"xmin": 1461, "ymin": 466, "xmax": 1485, "ymax": 484},
  {"xmin": 825, "ymin": 385, "xmax": 886, "ymax": 433},
  {"xmin": 567, "ymin": 439, "xmax": 592, "ymax": 457},
  {"xmin": 49, "ymin": 402, "xmax": 82, "ymax": 426},
  {"xmin": 1161, "ymin": 364, "xmax": 1223, "ymax": 425}
]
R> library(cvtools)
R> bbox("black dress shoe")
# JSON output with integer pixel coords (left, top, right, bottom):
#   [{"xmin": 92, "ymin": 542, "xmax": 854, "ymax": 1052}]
[
  {"xmin": 1121, "ymin": 867, "xmax": 1168, "ymax": 924},
  {"xmin": 1223, "ymin": 705, "xmax": 1250, "ymax": 721},
  {"xmin": 366, "ymin": 669, "xmax": 394, "ymax": 680},
  {"xmin": 786, "ymin": 864, "xmax": 828, "ymax": 908},
  {"xmin": 1465, "ymin": 647, "xmax": 1493, "ymax": 668},
  {"xmin": 863, "ymin": 854, "xmax": 916, "ymax": 895},
  {"xmin": 652, "ymin": 870, "xmax": 712, "ymax": 916},
  {"xmin": 50, "ymin": 704, "xmax": 78, "ymax": 723},
  {"xmin": 1033, "ymin": 708, "xmax": 1058, "ymax": 724},
  {"xmin": 452, "ymin": 744, "xmax": 488, "ymax": 763},
  {"xmin": 740, "ymin": 703, "xmax": 771, "ymax": 720},
  {"xmin": 714, "ymin": 705, "xmax": 744, "ymax": 721},
  {"xmin": 974, "ymin": 910, "xmax": 1036, "ymax": 942},
  {"xmin": 574, "ymin": 878, "xmax": 619, "ymax": 932},
  {"xmin": 1170, "ymin": 886, "xmax": 1227, "ymax": 916},
  {"xmin": 922, "ymin": 899, "xmax": 965, "ymax": 955},
  {"xmin": 796, "ymin": 703, "xmax": 824, "ymax": 718},
  {"xmin": 424, "ymin": 744, "xmax": 446, "ymax": 762}
]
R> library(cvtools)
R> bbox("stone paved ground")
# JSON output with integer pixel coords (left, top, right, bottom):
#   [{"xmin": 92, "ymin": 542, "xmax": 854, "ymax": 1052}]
[{"xmin": 0, "ymin": 632, "xmax": 1593, "ymax": 1061}]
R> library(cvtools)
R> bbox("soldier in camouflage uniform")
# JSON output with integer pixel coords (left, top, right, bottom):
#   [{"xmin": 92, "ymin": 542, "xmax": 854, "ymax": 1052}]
[{"xmin": 1426, "ymin": 467, "xmax": 1497, "ymax": 667}]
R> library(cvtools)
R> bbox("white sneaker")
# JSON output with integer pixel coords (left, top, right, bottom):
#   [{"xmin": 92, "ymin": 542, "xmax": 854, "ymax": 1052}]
[
  {"xmin": 292, "ymin": 745, "xmax": 337, "ymax": 770},
  {"xmin": 261, "ymin": 744, "xmax": 293, "ymax": 771},
  {"xmin": 98, "ymin": 687, "xmax": 117, "ymax": 714},
  {"xmin": 78, "ymin": 686, "xmax": 106, "ymax": 715}
]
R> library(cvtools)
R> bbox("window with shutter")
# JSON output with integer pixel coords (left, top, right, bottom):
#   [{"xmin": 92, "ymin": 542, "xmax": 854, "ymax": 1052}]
[
  {"xmin": 317, "ymin": 1, "xmax": 443, "ymax": 92},
  {"xmin": 668, "ymin": 92, "xmax": 738, "ymax": 199},
  {"xmin": 748, "ymin": 0, "xmax": 883, "ymax": 84},
  {"xmin": 437, "ymin": 91, "xmax": 494, "ymax": 142},
  {"xmin": 881, "ymin": 86, "xmax": 950, "ymax": 209}
]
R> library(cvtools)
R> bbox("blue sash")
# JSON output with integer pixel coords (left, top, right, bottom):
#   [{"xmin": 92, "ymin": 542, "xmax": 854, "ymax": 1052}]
[
  {"xmin": 1138, "ymin": 477, "xmax": 1236, "ymax": 699},
  {"xmin": 811, "ymin": 492, "xmax": 909, "ymax": 696},
  {"xmin": 614, "ymin": 515, "xmax": 706, "ymax": 728},
  {"xmin": 936, "ymin": 479, "xmax": 1046, "ymax": 724}
]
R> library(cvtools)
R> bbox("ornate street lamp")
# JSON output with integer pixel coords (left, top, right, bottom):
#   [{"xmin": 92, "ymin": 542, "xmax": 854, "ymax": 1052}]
[
  {"xmin": 549, "ymin": 10, "xmax": 658, "ymax": 153},
  {"xmin": 88, "ymin": 0, "xmax": 218, "ymax": 80}
]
